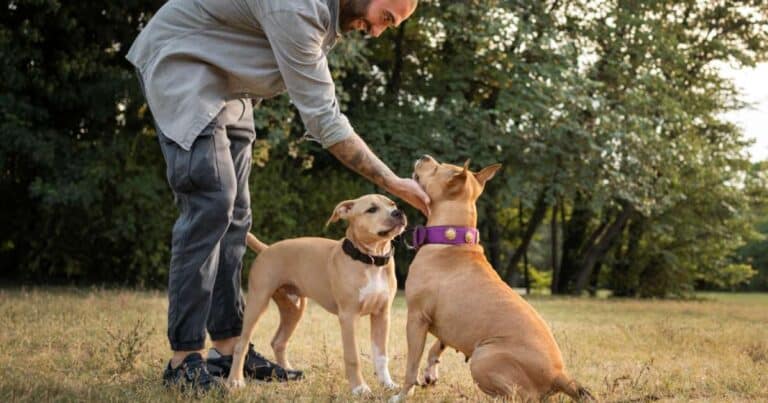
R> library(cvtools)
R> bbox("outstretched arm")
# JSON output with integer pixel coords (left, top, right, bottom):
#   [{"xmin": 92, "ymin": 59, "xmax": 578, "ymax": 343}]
[
  {"xmin": 256, "ymin": 10, "xmax": 429, "ymax": 216},
  {"xmin": 329, "ymin": 133, "xmax": 430, "ymax": 217}
]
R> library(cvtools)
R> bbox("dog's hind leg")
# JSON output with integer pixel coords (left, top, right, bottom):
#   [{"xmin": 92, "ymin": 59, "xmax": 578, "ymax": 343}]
[
  {"xmin": 551, "ymin": 373, "xmax": 596, "ymax": 402},
  {"xmin": 423, "ymin": 339, "xmax": 446, "ymax": 386},
  {"xmin": 469, "ymin": 346, "xmax": 539, "ymax": 401},
  {"xmin": 270, "ymin": 288, "xmax": 306, "ymax": 370}
]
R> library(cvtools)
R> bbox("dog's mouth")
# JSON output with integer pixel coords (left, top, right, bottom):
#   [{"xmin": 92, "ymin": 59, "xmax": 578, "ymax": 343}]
[
  {"xmin": 412, "ymin": 172, "xmax": 423, "ymax": 189},
  {"xmin": 413, "ymin": 159, "xmax": 423, "ymax": 183},
  {"xmin": 377, "ymin": 223, "xmax": 406, "ymax": 237}
]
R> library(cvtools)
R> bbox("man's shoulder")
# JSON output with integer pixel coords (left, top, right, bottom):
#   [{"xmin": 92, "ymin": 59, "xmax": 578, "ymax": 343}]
[
  {"xmin": 258, "ymin": 0, "xmax": 334, "ymax": 36},
  {"xmin": 259, "ymin": 0, "xmax": 330, "ymax": 15}
]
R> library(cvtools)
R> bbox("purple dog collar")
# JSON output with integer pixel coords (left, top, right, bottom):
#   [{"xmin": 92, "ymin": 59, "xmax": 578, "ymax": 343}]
[{"xmin": 411, "ymin": 226, "xmax": 480, "ymax": 249}]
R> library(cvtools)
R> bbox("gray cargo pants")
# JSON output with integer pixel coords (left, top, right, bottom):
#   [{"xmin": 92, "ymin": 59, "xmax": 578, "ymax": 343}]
[
  {"xmin": 157, "ymin": 99, "xmax": 255, "ymax": 351},
  {"xmin": 138, "ymin": 71, "xmax": 255, "ymax": 350}
]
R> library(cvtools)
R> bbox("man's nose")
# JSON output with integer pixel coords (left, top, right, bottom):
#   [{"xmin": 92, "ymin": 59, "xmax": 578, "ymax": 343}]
[
  {"xmin": 420, "ymin": 155, "xmax": 432, "ymax": 162},
  {"xmin": 371, "ymin": 25, "xmax": 386, "ymax": 37}
]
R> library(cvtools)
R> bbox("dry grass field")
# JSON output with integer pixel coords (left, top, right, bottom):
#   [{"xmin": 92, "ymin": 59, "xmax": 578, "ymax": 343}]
[{"xmin": 0, "ymin": 287, "xmax": 766, "ymax": 402}]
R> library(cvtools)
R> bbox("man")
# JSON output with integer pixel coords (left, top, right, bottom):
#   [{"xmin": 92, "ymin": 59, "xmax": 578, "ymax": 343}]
[{"xmin": 127, "ymin": 0, "xmax": 426, "ymax": 392}]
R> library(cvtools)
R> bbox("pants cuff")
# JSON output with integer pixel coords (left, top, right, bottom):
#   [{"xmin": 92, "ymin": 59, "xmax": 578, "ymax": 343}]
[
  {"xmin": 208, "ymin": 326, "xmax": 243, "ymax": 341},
  {"xmin": 170, "ymin": 339, "xmax": 206, "ymax": 352}
]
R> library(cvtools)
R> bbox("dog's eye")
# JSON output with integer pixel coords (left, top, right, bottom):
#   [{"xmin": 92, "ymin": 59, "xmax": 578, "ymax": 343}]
[{"xmin": 366, "ymin": 206, "xmax": 379, "ymax": 214}]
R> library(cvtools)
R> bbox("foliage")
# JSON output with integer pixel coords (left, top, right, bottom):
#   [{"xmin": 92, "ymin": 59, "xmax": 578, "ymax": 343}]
[
  {"xmin": 527, "ymin": 266, "xmax": 552, "ymax": 292},
  {"xmin": 735, "ymin": 162, "xmax": 768, "ymax": 290},
  {"xmin": 1, "ymin": 0, "xmax": 767, "ymax": 296}
]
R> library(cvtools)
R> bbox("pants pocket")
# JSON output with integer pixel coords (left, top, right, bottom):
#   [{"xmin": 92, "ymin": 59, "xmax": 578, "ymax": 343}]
[
  {"xmin": 160, "ymin": 121, "xmax": 222, "ymax": 194},
  {"xmin": 186, "ymin": 127, "xmax": 222, "ymax": 193}
]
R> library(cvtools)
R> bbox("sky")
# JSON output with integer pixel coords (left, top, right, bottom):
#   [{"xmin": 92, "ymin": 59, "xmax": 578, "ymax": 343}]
[{"xmin": 720, "ymin": 63, "xmax": 768, "ymax": 162}]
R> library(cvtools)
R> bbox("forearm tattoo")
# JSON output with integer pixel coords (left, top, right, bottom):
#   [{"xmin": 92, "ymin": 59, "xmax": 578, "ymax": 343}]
[{"xmin": 329, "ymin": 135, "xmax": 395, "ymax": 188}]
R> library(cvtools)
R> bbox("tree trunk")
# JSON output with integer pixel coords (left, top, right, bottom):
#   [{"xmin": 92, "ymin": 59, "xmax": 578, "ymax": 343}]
[
  {"xmin": 572, "ymin": 203, "xmax": 635, "ymax": 293},
  {"xmin": 550, "ymin": 201, "xmax": 560, "ymax": 292},
  {"xmin": 482, "ymin": 188, "xmax": 501, "ymax": 270},
  {"xmin": 588, "ymin": 262, "xmax": 602, "ymax": 297},
  {"xmin": 504, "ymin": 190, "xmax": 548, "ymax": 285},
  {"xmin": 610, "ymin": 217, "xmax": 645, "ymax": 297},
  {"xmin": 521, "ymin": 200, "xmax": 530, "ymax": 295},
  {"xmin": 387, "ymin": 22, "xmax": 407, "ymax": 96},
  {"xmin": 553, "ymin": 193, "xmax": 593, "ymax": 294}
]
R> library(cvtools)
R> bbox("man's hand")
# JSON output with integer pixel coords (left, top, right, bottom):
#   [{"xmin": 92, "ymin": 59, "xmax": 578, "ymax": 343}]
[
  {"xmin": 328, "ymin": 133, "xmax": 430, "ymax": 217},
  {"xmin": 384, "ymin": 176, "xmax": 430, "ymax": 217}
]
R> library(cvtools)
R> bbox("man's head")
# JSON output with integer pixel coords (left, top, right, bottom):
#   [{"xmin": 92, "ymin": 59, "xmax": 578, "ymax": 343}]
[{"xmin": 339, "ymin": 0, "xmax": 418, "ymax": 38}]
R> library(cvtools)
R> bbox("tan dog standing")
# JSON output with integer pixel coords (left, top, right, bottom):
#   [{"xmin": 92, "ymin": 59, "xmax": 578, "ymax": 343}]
[
  {"xmin": 228, "ymin": 194, "xmax": 406, "ymax": 394},
  {"xmin": 392, "ymin": 156, "xmax": 594, "ymax": 401}
]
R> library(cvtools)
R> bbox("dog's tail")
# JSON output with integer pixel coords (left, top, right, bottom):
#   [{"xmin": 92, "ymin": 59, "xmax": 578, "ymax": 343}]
[
  {"xmin": 553, "ymin": 374, "xmax": 596, "ymax": 402},
  {"xmin": 245, "ymin": 233, "xmax": 269, "ymax": 253}
]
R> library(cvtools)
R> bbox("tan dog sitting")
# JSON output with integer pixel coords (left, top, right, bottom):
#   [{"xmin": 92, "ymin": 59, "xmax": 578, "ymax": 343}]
[
  {"xmin": 228, "ymin": 194, "xmax": 406, "ymax": 395},
  {"xmin": 392, "ymin": 156, "xmax": 594, "ymax": 402}
]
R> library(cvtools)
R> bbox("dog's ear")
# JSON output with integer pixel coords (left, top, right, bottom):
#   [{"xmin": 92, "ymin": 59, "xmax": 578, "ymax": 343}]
[
  {"xmin": 447, "ymin": 161, "xmax": 471, "ymax": 194},
  {"xmin": 326, "ymin": 200, "xmax": 355, "ymax": 227},
  {"xmin": 474, "ymin": 163, "xmax": 502, "ymax": 186}
]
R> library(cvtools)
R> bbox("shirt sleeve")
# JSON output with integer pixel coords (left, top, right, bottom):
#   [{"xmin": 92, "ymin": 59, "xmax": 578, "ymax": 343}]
[{"xmin": 259, "ymin": 9, "xmax": 354, "ymax": 148}]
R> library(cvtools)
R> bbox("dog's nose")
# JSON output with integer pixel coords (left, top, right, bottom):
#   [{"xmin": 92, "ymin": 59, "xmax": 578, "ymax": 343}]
[{"xmin": 391, "ymin": 209, "xmax": 403, "ymax": 219}]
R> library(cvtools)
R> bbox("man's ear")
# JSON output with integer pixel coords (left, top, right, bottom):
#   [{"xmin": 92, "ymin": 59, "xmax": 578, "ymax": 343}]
[
  {"xmin": 474, "ymin": 163, "xmax": 502, "ymax": 186},
  {"xmin": 325, "ymin": 200, "xmax": 355, "ymax": 227}
]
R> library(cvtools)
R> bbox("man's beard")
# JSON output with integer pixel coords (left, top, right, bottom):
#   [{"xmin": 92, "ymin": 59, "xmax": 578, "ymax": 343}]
[{"xmin": 339, "ymin": 0, "xmax": 373, "ymax": 33}]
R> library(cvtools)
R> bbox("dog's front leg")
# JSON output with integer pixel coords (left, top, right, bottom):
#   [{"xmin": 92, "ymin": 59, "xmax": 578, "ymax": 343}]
[
  {"xmin": 339, "ymin": 311, "xmax": 370, "ymax": 395},
  {"xmin": 390, "ymin": 312, "xmax": 429, "ymax": 402},
  {"xmin": 370, "ymin": 308, "xmax": 397, "ymax": 389}
]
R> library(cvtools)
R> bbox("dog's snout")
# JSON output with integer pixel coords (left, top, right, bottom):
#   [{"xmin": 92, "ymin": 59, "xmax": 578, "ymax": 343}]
[{"xmin": 391, "ymin": 209, "xmax": 403, "ymax": 219}]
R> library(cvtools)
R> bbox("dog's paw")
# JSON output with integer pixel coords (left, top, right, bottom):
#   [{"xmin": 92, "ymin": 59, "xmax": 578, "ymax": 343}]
[
  {"xmin": 423, "ymin": 366, "xmax": 439, "ymax": 386},
  {"xmin": 351, "ymin": 384, "xmax": 372, "ymax": 396},
  {"xmin": 226, "ymin": 377, "xmax": 246, "ymax": 389},
  {"xmin": 381, "ymin": 380, "xmax": 400, "ymax": 390}
]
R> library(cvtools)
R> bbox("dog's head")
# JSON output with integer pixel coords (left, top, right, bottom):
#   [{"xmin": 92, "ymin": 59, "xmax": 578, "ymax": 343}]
[
  {"xmin": 326, "ymin": 194, "xmax": 407, "ymax": 245},
  {"xmin": 412, "ymin": 155, "xmax": 501, "ymax": 204}
]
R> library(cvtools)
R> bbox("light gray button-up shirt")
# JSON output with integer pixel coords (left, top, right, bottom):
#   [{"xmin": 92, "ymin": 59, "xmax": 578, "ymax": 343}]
[{"xmin": 127, "ymin": 0, "xmax": 353, "ymax": 151}]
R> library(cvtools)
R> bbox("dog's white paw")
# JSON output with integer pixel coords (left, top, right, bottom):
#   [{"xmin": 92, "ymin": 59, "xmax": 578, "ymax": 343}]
[
  {"xmin": 381, "ymin": 380, "xmax": 400, "ymax": 390},
  {"xmin": 423, "ymin": 365, "xmax": 439, "ymax": 386},
  {"xmin": 352, "ymin": 384, "xmax": 372, "ymax": 396},
  {"xmin": 226, "ymin": 377, "xmax": 246, "ymax": 389}
]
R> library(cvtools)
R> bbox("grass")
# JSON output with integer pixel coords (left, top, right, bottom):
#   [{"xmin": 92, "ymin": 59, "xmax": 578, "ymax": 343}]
[{"xmin": 1, "ymin": 287, "xmax": 766, "ymax": 402}]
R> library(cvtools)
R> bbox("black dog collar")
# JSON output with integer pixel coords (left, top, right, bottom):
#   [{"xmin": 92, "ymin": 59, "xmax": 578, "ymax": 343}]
[{"xmin": 342, "ymin": 239, "xmax": 392, "ymax": 266}]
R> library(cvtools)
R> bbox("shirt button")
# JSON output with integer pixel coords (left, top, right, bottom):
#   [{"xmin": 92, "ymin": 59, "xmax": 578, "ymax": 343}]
[{"xmin": 208, "ymin": 112, "xmax": 213, "ymax": 117}]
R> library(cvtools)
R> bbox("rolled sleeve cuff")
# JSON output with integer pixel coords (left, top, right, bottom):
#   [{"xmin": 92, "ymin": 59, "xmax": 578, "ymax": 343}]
[{"xmin": 310, "ymin": 113, "xmax": 354, "ymax": 148}]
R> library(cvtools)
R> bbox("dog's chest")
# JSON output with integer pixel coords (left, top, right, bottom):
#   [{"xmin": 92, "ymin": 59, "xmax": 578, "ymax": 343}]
[{"xmin": 358, "ymin": 267, "xmax": 390, "ymax": 314}]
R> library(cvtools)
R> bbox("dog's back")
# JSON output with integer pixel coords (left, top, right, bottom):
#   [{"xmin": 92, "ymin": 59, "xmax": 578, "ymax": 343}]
[{"xmin": 246, "ymin": 235, "xmax": 339, "ymax": 313}]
